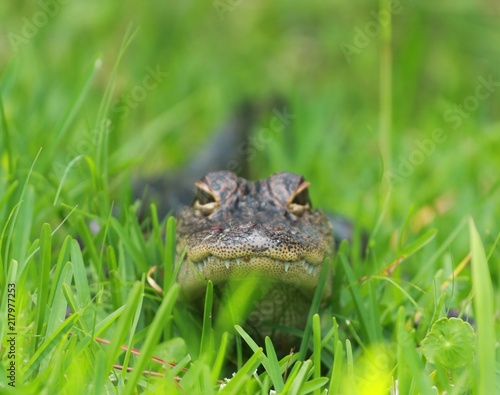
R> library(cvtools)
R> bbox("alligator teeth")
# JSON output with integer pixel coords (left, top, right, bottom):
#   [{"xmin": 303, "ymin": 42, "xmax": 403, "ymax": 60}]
[{"xmin": 191, "ymin": 255, "xmax": 319, "ymax": 275}]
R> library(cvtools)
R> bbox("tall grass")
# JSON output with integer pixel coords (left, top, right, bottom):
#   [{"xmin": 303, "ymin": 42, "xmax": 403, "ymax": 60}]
[{"xmin": 0, "ymin": 0, "xmax": 499, "ymax": 393}]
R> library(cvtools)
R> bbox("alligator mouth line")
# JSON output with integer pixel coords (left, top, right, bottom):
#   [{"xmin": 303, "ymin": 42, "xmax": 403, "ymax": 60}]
[{"xmin": 190, "ymin": 255, "xmax": 319, "ymax": 275}]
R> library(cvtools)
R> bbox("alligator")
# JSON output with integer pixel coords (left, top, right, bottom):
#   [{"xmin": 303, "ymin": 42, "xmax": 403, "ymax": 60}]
[
  {"xmin": 176, "ymin": 170, "xmax": 335, "ymax": 342},
  {"xmin": 135, "ymin": 101, "xmax": 357, "ymax": 343}
]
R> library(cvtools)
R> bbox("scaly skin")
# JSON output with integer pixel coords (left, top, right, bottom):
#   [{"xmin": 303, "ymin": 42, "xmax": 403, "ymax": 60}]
[{"xmin": 176, "ymin": 171, "xmax": 334, "ymax": 337}]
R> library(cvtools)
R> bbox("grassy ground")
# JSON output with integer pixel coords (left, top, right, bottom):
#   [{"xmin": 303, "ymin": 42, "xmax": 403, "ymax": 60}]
[{"xmin": 1, "ymin": 0, "xmax": 500, "ymax": 393}]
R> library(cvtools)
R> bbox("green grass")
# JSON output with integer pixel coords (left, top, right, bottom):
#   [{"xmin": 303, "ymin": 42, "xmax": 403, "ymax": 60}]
[{"xmin": 1, "ymin": 0, "xmax": 500, "ymax": 393}]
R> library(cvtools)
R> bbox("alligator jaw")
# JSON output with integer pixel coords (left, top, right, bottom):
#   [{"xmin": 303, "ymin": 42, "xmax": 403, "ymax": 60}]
[
  {"xmin": 178, "ymin": 254, "xmax": 329, "ymax": 300},
  {"xmin": 191, "ymin": 255, "xmax": 319, "ymax": 275}
]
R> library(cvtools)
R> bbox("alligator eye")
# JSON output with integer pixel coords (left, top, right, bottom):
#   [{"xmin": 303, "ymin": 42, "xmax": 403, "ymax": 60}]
[
  {"xmin": 193, "ymin": 181, "xmax": 219, "ymax": 216},
  {"xmin": 196, "ymin": 188, "xmax": 215, "ymax": 205},
  {"xmin": 287, "ymin": 181, "xmax": 311, "ymax": 217}
]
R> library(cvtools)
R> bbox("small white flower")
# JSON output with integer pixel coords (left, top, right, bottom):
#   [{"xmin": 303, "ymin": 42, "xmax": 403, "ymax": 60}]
[{"xmin": 219, "ymin": 372, "xmax": 236, "ymax": 391}]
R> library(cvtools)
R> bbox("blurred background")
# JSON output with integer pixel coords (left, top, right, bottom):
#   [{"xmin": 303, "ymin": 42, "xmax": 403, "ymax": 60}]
[{"xmin": 0, "ymin": 0, "xmax": 499, "ymax": 262}]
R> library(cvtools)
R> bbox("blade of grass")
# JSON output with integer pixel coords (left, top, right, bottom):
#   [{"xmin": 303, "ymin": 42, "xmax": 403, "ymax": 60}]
[
  {"xmin": 330, "ymin": 240, "xmax": 348, "ymax": 325},
  {"xmin": 23, "ymin": 312, "xmax": 80, "ymax": 379},
  {"xmin": 70, "ymin": 239, "xmax": 98, "ymax": 338},
  {"xmin": 97, "ymin": 201, "xmax": 114, "ymax": 282},
  {"xmin": 300, "ymin": 377, "xmax": 329, "ymax": 394},
  {"xmin": 48, "ymin": 58, "xmax": 101, "ymax": 165},
  {"xmin": 48, "ymin": 235, "xmax": 72, "ymax": 307},
  {"xmin": 398, "ymin": 228, "xmax": 437, "ymax": 258},
  {"xmin": 107, "ymin": 245, "xmax": 123, "ymax": 310},
  {"xmin": 94, "ymin": 24, "xmax": 139, "ymax": 186},
  {"xmin": 45, "ymin": 261, "xmax": 73, "ymax": 338},
  {"xmin": 178, "ymin": 360, "xmax": 208, "ymax": 394},
  {"xmin": 163, "ymin": 216, "xmax": 176, "ymax": 288},
  {"xmin": 346, "ymin": 339, "xmax": 354, "ymax": 390},
  {"xmin": 341, "ymin": 253, "xmax": 374, "ymax": 345},
  {"xmin": 53, "ymin": 155, "xmax": 85, "ymax": 206},
  {"xmin": 312, "ymin": 313, "xmax": 322, "ymax": 395},
  {"xmin": 367, "ymin": 281, "xmax": 383, "ymax": 342},
  {"xmin": 94, "ymin": 305, "xmax": 126, "ymax": 336},
  {"xmin": 469, "ymin": 218, "xmax": 496, "ymax": 395},
  {"xmin": 70, "ymin": 239, "xmax": 91, "ymax": 308},
  {"xmin": 486, "ymin": 229, "xmax": 500, "ymax": 261},
  {"xmin": 298, "ymin": 257, "xmax": 331, "ymax": 360},
  {"xmin": 234, "ymin": 324, "xmax": 262, "ymax": 353},
  {"xmin": 218, "ymin": 348, "xmax": 263, "ymax": 394},
  {"xmin": 379, "ymin": 0, "xmax": 392, "ymax": 192},
  {"xmin": 169, "ymin": 353, "xmax": 192, "ymax": 379},
  {"xmin": 265, "ymin": 336, "xmax": 285, "ymax": 393},
  {"xmin": 200, "ymin": 280, "xmax": 214, "ymax": 362},
  {"xmin": 0, "ymin": 95, "xmax": 14, "ymax": 180},
  {"xmin": 117, "ymin": 240, "xmax": 134, "ymax": 298},
  {"xmin": 9, "ymin": 186, "xmax": 34, "ymax": 266},
  {"xmin": 95, "ymin": 24, "xmax": 138, "ymax": 131},
  {"xmin": 414, "ymin": 218, "xmax": 467, "ymax": 284},
  {"xmin": 0, "ymin": 180, "xmax": 18, "ymax": 217},
  {"xmin": 71, "ymin": 304, "xmax": 126, "ymax": 360},
  {"xmin": 122, "ymin": 283, "xmax": 180, "ymax": 395},
  {"xmin": 397, "ymin": 204, "xmax": 415, "ymax": 252},
  {"xmin": 75, "ymin": 215, "xmax": 100, "ymax": 272},
  {"xmin": 288, "ymin": 359, "xmax": 312, "ymax": 395},
  {"xmin": 328, "ymin": 340, "xmax": 343, "ymax": 395},
  {"xmin": 395, "ymin": 306, "xmax": 433, "ymax": 395},
  {"xmin": 111, "ymin": 217, "xmax": 149, "ymax": 273},
  {"xmin": 211, "ymin": 331, "xmax": 229, "ymax": 384},
  {"xmin": 163, "ymin": 215, "xmax": 177, "ymax": 342},
  {"xmin": 109, "ymin": 95, "xmax": 194, "ymax": 167},
  {"xmin": 150, "ymin": 203, "xmax": 164, "ymax": 260},
  {"xmin": 234, "ymin": 325, "xmax": 278, "ymax": 384},
  {"xmin": 35, "ymin": 223, "xmax": 52, "ymax": 347},
  {"xmin": 3, "ymin": 148, "xmax": 41, "ymax": 274},
  {"xmin": 119, "ymin": 285, "xmax": 146, "ymax": 384},
  {"xmin": 93, "ymin": 280, "xmax": 144, "ymax": 394}
]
